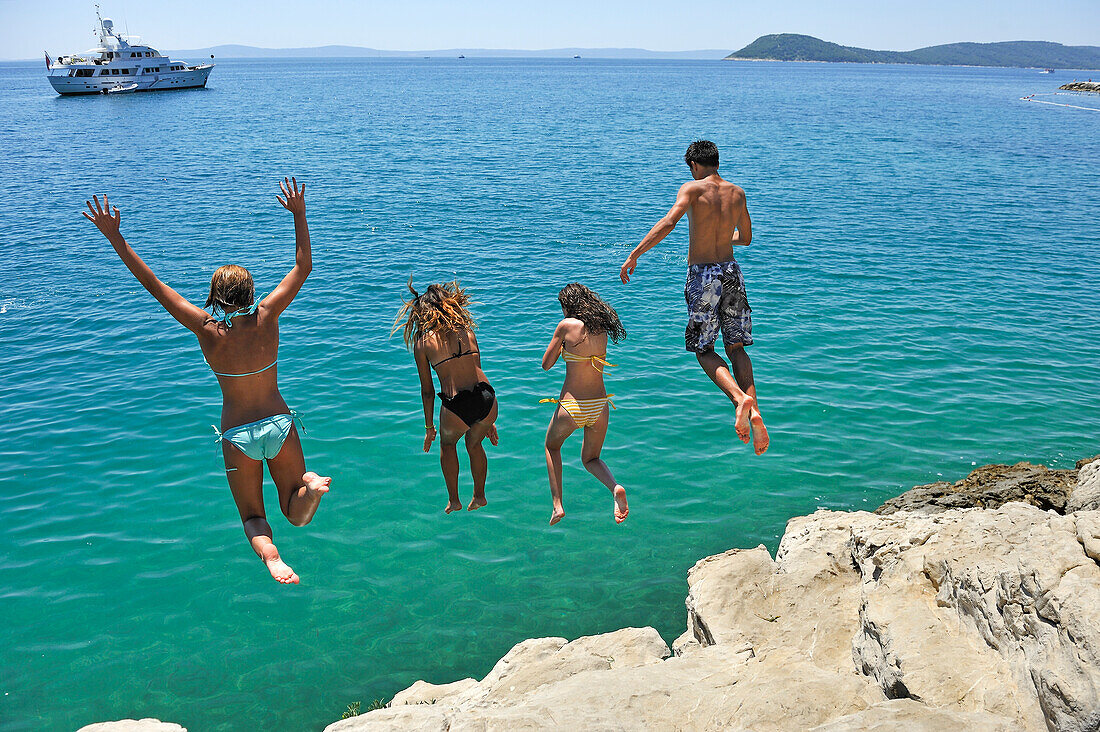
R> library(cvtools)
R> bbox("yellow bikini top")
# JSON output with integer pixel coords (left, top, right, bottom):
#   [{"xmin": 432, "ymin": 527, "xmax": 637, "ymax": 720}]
[{"xmin": 561, "ymin": 347, "xmax": 616, "ymax": 373}]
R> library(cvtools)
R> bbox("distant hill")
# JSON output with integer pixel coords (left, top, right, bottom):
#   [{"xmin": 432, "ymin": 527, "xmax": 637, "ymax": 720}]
[
  {"xmin": 727, "ymin": 34, "xmax": 1100, "ymax": 69},
  {"xmin": 164, "ymin": 45, "xmax": 728, "ymax": 60}
]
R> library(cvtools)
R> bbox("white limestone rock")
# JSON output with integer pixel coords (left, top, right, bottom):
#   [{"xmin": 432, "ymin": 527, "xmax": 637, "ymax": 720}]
[
  {"xmin": 329, "ymin": 501, "xmax": 1100, "ymax": 731},
  {"xmin": 1067, "ymin": 459, "xmax": 1100, "ymax": 513},
  {"xmin": 388, "ymin": 677, "xmax": 477, "ymax": 707},
  {"xmin": 77, "ymin": 721, "xmax": 185, "ymax": 732}
]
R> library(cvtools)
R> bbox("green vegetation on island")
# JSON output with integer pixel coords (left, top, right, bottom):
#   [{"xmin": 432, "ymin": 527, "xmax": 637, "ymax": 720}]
[{"xmin": 727, "ymin": 33, "xmax": 1100, "ymax": 69}]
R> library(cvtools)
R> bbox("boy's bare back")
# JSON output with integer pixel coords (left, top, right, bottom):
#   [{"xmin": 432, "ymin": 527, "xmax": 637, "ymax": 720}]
[{"xmin": 683, "ymin": 175, "xmax": 749, "ymax": 265}]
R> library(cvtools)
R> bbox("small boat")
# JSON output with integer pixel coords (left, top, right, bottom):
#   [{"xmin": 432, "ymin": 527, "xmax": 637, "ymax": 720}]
[
  {"xmin": 573, "ymin": 55, "xmax": 581, "ymax": 59},
  {"xmin": 458, "ymin": 54, "xmax": 466, "ymax": 59},
  {"xmin": 1040, "ymin": 68, "xmax": 1055, "ymax": 74},
  {"xmin": 105, "ymin": 82, "xmax": 137, "ymax": 93}
]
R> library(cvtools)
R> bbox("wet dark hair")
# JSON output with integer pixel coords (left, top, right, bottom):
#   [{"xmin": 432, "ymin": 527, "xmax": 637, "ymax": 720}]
[
  {"xmin": 393, "ymin": 278, "xmax": 477, "ymax": 348},
  {"xmin": 684, "ymin": 140, "xmax": 719, "ymax": 168},
  {"xmin": 558, "ymin": 283, "xmax": 626, "ymax": 343},
  {"xmin": 204, "ymin": 264, "xmax": 254, "ymax": 312}
]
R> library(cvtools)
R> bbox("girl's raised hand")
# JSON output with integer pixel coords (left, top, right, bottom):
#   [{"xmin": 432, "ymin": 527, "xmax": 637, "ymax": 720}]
[
  {"xmin": 82, "ymin": 194, "xmax": 121, "ymax": 239},
  {"xmin": 275, "ymin": 176, "xmax": 306, "ymax": 216}
]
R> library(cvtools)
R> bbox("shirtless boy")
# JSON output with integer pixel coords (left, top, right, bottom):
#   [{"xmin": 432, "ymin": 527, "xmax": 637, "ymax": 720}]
[{"xmin": 620, "ymin": 140, "xmax": 768, "ymax": 454}]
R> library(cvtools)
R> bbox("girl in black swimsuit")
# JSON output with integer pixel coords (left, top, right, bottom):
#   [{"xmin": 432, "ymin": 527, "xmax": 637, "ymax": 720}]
[{"xmin": 395, "ymin": 279, "xmax": 499, "ymax": 514}]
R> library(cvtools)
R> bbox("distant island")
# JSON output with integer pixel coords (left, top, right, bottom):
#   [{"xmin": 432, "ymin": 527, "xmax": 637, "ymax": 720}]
[
  {"xmin": 161, "ymin": 45, "xmax": 727, "ymax": 61},
  {"xmin": 727, "ymin": 34, "xmax": 1100, "ymax": 69}
]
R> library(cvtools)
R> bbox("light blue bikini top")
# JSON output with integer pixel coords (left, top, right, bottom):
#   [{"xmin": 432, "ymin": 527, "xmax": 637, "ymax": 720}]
[
  {"xmin": 206, "ymin": 295, "xmax": 276, "ymax": 377},
  {"xmin": 208, "ymin": 295, "xmax": 264, "ymax": 329}
]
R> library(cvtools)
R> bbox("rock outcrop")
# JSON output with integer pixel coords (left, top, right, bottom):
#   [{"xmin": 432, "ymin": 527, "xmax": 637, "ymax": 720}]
[
  {"xmin": 77, "ymin": 721, "xmax": 185, "ymax": 732},
  {"xmin": 875, "ymin": 460, "xmax": 1081, "ymax": 515},
  {"xmin": 331, "ymin": 457, "xmax": 1100, "ymax": 731},
  {"xmin": 1060, "ymin": 81, "xmax": 1100, "ymax": 93}
]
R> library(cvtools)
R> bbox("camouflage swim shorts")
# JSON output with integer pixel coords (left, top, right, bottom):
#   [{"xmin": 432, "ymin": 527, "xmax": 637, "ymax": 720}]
[{"xmin": 684, "ymin": 260, "xmax": 753, "ymax": 352}]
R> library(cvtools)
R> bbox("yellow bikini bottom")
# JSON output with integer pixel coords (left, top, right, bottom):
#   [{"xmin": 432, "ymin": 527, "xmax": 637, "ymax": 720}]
[{"xmin": 539, "ymin": 395, "xmax": 616, "ymax": 427}]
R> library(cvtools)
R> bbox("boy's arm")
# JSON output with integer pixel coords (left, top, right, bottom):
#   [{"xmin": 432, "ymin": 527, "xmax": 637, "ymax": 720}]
[
  {"xmin": 620, "ymin": 182, "xmax": 696, "ymax": 283},
  {"xmin": 731, "ymin": 201, "xmax": 752, "ymax": 246}
]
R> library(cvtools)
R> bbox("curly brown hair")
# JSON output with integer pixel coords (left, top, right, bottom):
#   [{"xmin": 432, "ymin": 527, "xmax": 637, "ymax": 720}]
[
  {"xmin": 558, "ymin": 283, "xmax": 626, "ymax": 343},
  {"xmin": 393, "ymin": 278, "xmax": 478, "ymax": 348}
]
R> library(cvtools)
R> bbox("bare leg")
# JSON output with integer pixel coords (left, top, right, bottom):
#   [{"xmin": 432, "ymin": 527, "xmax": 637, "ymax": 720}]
[
  {"xmin": 464, "ymin": 400, "xmax": 498, "ymax": 511},
  {"xmin": 223, "ymin": 443, "xmax": 298, "ymax": 584},
  {"xmin": 725, "ymin": 344, "xmax": 769, "ymax": 455},
  {"xmin": 268, "ymin": 427, "xmax": 330, "ymax": 528},
  {"xmin": 439, "ymin": 407, "xmax": 468, "ymax": 514},
  {"xmin": 695, "ymin": 349, "xmax": 752, "ymax": 444},
  {"xmin": 581, "ymin": 406, "xmax": 628, "ymax": 523},
  {"xmin": 544, "ymin": 408, "xmax": 577, "ymax": 525}
]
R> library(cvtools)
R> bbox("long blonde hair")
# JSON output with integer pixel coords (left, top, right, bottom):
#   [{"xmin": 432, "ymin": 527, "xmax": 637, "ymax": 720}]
[{"xmin": 393, "ymin": 278, "xmax": 477, "ymax": 348}]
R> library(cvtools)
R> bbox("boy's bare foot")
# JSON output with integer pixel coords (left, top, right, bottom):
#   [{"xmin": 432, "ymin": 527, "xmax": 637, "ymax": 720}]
[
  {"xmin": 613, "ymin": 485, "xmax": 629, "ymax": 524},
  {"xmin": 468, "ymin": 495, "xmax": 487, "ymax": 511},
  {"xmin": 260, "ymin": 545, "xmax": 299, "ymax": 585},
  {"xmin": 445, "ymin": 499, "xmax": 463, "ymax": 514},
  {"xmin": 750, "ymin": 412, "xmax": 770, "ymax": 455},
  {"xmin": 734, "ymin": 398, "xmax": 752, "ymax": 444},
  {"xmin": 549, "ymin": 507, "xmax": 566, "ymax": 526},
  {"xmin": 303, "ymin": 472, "xmax": 331, "ymax": 498},
  {"xmin": 488, "ymin": 425, "xmax": 499, "ymax": 446}
]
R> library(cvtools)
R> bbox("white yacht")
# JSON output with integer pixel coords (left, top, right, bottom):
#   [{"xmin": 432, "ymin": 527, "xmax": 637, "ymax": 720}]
[{"xmin": 45, "ymin": 6, "xmax": 213, "ymax": 96}]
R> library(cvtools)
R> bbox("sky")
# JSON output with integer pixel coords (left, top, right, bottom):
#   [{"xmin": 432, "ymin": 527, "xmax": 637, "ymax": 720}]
[{"xmin": 4, "ymin": 0, "xmax": 1099, "ymax": 60}]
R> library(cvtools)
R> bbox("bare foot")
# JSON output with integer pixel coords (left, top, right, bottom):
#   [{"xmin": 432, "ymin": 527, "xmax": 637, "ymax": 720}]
[
  {"xmin": 488, "ymin": 425, "xmax": 499, "ymax": 446},
  {"xmin": 468, "ymin": 495, "xmax": 487, "ymax": 511},
  {"xmin": 734, "ymin": 398, "xmax": 752, "ymax": 444},
  {"xmin": 445, "ymin": 499, "xmax": 463, "ymax": 514},
  {"xmin": 549, "ymin": 507, "xmax": 565, "ymax": 526},
  {"xmin": 260, "ymin": 545, "xmax": 299, "ymax": 585},
  {"xmin": 613, "ymin": 485, "xmax": 629, "ymax": 524},
  {"xmin": 750, "ymin": 411, "xmax": 769, "ymax": 455},
  {"xmin": 303, "ymin": 471, "xmax": 331, "ymax": 498}
]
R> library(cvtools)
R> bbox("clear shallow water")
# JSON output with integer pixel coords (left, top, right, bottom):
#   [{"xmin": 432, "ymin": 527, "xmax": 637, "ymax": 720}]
[{"xmin": 1, "ymin": 57, "xmax": 1098, "ymax": 731}]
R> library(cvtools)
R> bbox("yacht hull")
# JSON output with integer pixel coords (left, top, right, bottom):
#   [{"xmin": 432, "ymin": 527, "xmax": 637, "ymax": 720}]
[{"xmin": 48, "ymin": 65, "xmax": 213, "ymax": 96}]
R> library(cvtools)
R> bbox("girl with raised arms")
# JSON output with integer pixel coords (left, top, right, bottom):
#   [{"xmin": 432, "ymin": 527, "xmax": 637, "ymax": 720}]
[
  {"xmin": 83, "ymin": 178, "xmax": 330, "ymax": 585},
  {"xmin": 395, "ymin": 280, "xmax": 499, "ymax": 514},
  {"xmin": 540, "ymin": 283, "xmax": 629, "ymax": 525}
]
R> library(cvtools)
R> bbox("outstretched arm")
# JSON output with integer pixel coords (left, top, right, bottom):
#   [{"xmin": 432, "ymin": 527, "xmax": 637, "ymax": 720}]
[
  {"xmin": 620, "ymin": 182, "xmax": 696, "ymax": 283},
  {"xmin": 541, "ymin": 321, "xmax": 568, "ymax": 371},
  {"xmin": 260, "ymin": 177, "xmax": 312, "ymax": 317},
  {"xmin": 83, "ymin": 194, "xmax": 208, "ymax": 333},
  {"xmin": 732, "ymin": 202, "xmax": 752, "ymax": 246},
  {"xmin": 413, "ymin": 342, "xmax": 437, "ymax": 453}
]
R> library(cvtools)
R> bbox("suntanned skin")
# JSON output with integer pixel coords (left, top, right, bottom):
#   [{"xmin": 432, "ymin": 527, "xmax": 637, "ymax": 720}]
[
  {"xmin": 413, "ymin": 328, "xmax": 499, "ymax": 514},
  {"xmin": 620, "ymin": 161, "xmax": 769, "ymax": 455},
  {"xmin": 83, "ymin": 179, "xmax": 332, "ymax": 585},
  {"xmin": 540, "ymin": 315, "xmax": 628, "ymax": 526}
]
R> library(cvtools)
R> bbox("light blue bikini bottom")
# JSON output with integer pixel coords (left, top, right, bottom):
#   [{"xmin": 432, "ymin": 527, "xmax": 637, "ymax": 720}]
[{"xmin": 213, "ymin": 412, "xmax": 303, "ymax": 463}]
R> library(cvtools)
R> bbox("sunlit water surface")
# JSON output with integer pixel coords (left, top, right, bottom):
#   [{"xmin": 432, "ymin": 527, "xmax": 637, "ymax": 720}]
[{"xmin": 1, "ymin": 58, "xmax": 1098, "ymax": 730}]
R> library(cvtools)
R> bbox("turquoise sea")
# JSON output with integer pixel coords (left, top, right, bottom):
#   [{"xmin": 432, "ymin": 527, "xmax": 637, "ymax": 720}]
[{"xmin": 1, "ymin": 57, "xmax": 1098, "ymax": 730}]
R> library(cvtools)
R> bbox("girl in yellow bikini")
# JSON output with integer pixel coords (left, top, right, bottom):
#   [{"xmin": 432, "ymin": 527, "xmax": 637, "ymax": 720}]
[{"xmin": 540, "ymin": 283, "xmax": 628, "ymax": 525}]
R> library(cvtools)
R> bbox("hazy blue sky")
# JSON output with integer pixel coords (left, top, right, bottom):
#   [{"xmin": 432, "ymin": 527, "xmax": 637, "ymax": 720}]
[{"xmin": 6, "ymin": 0, "xmax": 1099, "ymax": 60}]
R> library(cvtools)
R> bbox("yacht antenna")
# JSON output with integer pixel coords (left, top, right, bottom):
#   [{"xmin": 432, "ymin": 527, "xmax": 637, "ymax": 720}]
[{"xmin": 94, "ymin": 4, "xmax": 105, "ymax": 43}]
